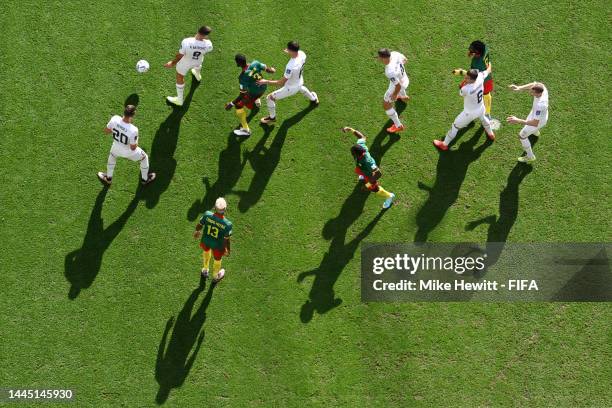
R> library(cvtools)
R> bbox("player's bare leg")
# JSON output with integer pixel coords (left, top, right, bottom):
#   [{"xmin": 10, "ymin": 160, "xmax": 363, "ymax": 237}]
[{"xmin": 167, "ymin": 73, "xmax": 185, "ymax": 106}]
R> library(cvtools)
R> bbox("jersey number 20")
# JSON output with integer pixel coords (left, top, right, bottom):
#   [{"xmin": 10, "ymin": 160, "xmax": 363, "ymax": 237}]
[{"xmin": 112, "ymin": 129, "xmax": 129, "ymax": 145}]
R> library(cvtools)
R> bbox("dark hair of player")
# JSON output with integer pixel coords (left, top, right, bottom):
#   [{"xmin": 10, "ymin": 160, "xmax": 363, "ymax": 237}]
[
  {"xmin": 532, "ymin": 84, "xmax": 544, "ymax": 94},
  {"xmin": 198, "ymin": 26, "xmax": 212, "ymax": 36},
  {"xmin": 467, "ymin": 69, "xmax": 479, "ymax": 80},
  {"xmin": 124, "ymin": 105, "xmax": 136, "ymax": 117},
  {"xmin": 377, "ymin": 48, "xmax": 391, "ymax": 58},
  {"xmin": 351, "ymin": 144, "xmax": 365, "ymax": 159},
  {"xmin": 287, "ymin": 41, "xmax": 300, "ymax": 52},
  {"xmin": 235, "ymin": 53, "xmax": 247, "ymax": 67},
  {"xmin": 469, "ymin": 40, "xmax": 486, "ymax": 56}
]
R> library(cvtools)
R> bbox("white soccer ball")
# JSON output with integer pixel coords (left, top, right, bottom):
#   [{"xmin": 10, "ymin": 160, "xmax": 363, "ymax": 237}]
[{"xmin": 136, "ymin": 60, "xmax": 150, "ymax": 73}]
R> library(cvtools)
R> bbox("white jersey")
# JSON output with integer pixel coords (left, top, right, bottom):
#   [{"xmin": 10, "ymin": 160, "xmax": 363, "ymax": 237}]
[
  {"xmin": 107, "ymin": 115, "xmax": 138, "ymax": 151},
  {"xmin": 385, "ymin": 51, "xmax": 408, "ymax": 87},
  {"xmin": 529, "ymin": 85, "xmax": 549, "ymax": 125},
  {"xmin": 283, "ymin": 50, "xmax": 307, "ymax": 87},
  {"xmin": 179, "ymin": 37, "xmax": 213, "ymax": 63},
  {"xmin": 460, "ymin": 71, "xmax": 486, "ymax": 112}
]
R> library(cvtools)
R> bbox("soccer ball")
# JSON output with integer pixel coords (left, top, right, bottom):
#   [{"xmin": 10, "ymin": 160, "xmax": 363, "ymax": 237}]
[{"xmin": 136, "ymin": 60, "xmax": 150, "ymax": 73}]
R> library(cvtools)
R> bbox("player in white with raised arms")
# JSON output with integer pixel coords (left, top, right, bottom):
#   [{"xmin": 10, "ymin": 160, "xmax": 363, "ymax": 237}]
[
  {"xmin": 164, "ymin": 26, "xmax": 213, "ymax": 106},
  {"xmin": 258, "ymin": 41, "xmax": 319, "ymax": 124},
  {"xmin": 97, "ymin": 105, "xmax": 156, "ymax": 186},
  {"xmin": 433, "ymin": 64, "xmax": 496, "ymax": 151},
  {"xmin": 377, "ymin": 48, "xmax": 410, "ymax": 134},
  {"xmin": 506, "ymin": 82, "xmax": 549, "ymax": 163}
]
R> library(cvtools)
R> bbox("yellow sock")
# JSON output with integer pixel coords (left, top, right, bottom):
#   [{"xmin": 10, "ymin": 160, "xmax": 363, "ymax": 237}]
[
  {"xmin": 484, "ymin": 93, "xmax": 492, "ymax": 115},
  {"xmin": 213, "ymin": 259, "xmax": 222, "ymax": 275},
  {"xmin": 235, "ymin": 108, "xmax": 249, "ymax": 130},
  {"xmin": 376, "ymin": 187, "xmax": 392, "ymax": 199},
  {"xmin": 202, "ymin": 250, "xmax": 212, "ymax": 270}
]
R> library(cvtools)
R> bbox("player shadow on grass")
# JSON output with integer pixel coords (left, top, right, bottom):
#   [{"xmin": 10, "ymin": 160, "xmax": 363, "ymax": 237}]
[
  {"xmin": 414, "ymin": 125, "xmax": 492, "ymax": 242},
  {"xmin": 155, "ymin": 281, "xmax": 215, "ymax": 405},
  {"xmin": 64, "ymin": 186, "xmax": 139, "ymax": 299},
  {"xmin": 233, "ymin": 104, "xmax": 317, "ymax": 213},
  {"xmin": 186, "ymin": 127, "xmax": 254, "ymax": 220},
  {"xmin": 296, "ymin": 123, "xmax": 400, "ymax": 323},
  {"xmin": 465, "ymin": 162, "xmax": 533, "ymax": 276},
  {"xmin": 141, "ymin": 81, "xmax": 199, "ymax": 209}
]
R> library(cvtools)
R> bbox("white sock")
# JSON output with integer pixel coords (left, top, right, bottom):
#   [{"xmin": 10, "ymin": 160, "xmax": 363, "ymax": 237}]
[
  {"xmin": 300, "ymin": 85, "xmax": 315, "ymax": 101},
  {"xmin": 266, "ymin": 95, "xmax": 276, "ymax": 118},
  {"xmin": 520, "ymin": 138, "xmax": 535, "ymax": 158},
  {"xmin": 385, "ymin": 108, "xmax": 401, "ymax": 127},
  {"xmin": 140, "ymin": 153, "xmax": 150, "ymax": 180},
  {"xmin": 107, "ymin": 153, "xmax": 117, "ymax": 178},
  {"xmin": 444, "ymin": 124, "xmax": 459, "ymax": 145},
  {"xmin": 176, "ymin": 83, "xmax": 185, "ymax": 102},
  {"xmin": 481, "ymin": 116, "xmax": 493, "ymax": 134}
]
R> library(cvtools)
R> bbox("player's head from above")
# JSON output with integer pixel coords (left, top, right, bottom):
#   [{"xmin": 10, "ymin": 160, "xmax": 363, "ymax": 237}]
[
  {"xmin": 284, "ymin": 41, "xmax": 300, "ymax": 57},
  {"xmin": 123, "ymin": 105, "xmax": 136, "ymax": 122},
  {"xmin": 351, "ymin": 144, "xmax": 366, "ymax": 159},
  {"xmin": 215, "ymin": 197, "xmax": 227, "ymax": 214},
  {"xmin": 465, "ymin": 68, "xmax": 479, "ymax": 83},
  {"xmin": 468, "ymin": 40, "xmax": 486, "ymax": 57},
  {"xmin": 530, "ymin": 83, "xmax": 545, "ymax": 97},
  {"xmin": 197, "ymin": 25, "xmax": 212, "ymax": 39},
  {"xmin": 234, "ymin": 53, "xmax": 247, "ymax": 68},
  {"xmin": 377, "ymin": 48, "xmax": 391, "ymax": 64}
]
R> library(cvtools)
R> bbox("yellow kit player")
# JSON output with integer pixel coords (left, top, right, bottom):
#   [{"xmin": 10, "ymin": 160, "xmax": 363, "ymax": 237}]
[{"xmin": 193, "ymin": 197, "xmax": 233, "ymax": 283}]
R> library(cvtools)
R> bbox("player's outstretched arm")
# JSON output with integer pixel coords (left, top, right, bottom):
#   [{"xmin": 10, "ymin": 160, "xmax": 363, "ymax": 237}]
[
  {"xmin": 342, "ymin": 127, "xmax": 366, "ymax": 140},
  {"xmin": 164, "ymin": 53, "xmax": 183, "ymax": 68},
  {"xmin": 508, "ymin": 82, "xmax": 537, "ymax": 91},
  {"xmin": 506, "ymin": 115, "xmax": 540, "ymax": 127},
  {"xmin": 193, "ymin": 223, "xmax": 203, "ymax": 239},
  {"xmin": 264, "ymin": 66, "xmax": 276, "ymax": 74}
]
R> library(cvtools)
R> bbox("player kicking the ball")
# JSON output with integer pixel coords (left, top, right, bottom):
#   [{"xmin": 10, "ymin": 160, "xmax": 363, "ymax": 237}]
[
  {"xmin": 506, "ymin": 82, "xmax": 549, "ymax": 163},
  {"xmin": 193, "ymin": 197, "xmax": 233, "ymax": 283},
  {"xmin": 225, "ymin": 54, "xmax": 276, "ymax": 136},
  {"xmin": 342, "ymin": 127, "xmax": 395, "ymax": 209},
  {"xmin": 433, "ymin": 64, "xmax": 495, "ymax": 151},
  {"xmin": 377, "ymin": 48, "xmax": 410, "ymax": 134},
  {"xmin": 258, "ymin": 41, "xmax": 319, "ymax": 124},
  {"xmin": 164, "ymin": 26, "xmax": 213, "ymax": 106},
  {"xmin": 97, "ymin": 105, "xmax": 156, "ymax": 186}
]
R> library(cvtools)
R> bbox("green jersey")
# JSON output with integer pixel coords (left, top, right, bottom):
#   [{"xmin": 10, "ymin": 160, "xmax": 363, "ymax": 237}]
[
  {"xmin": 355, "ymin": 139, "xmax": 378, "ymax": 177},
  {"xmin": 199, "ymin": 211, "xmax": 233, "ymax": 250},
  {"xmin": 470, "ymin": 45, "xmax": 492, "ymax": 81},
  {"xmin": 239, "ymin": 60, "xmax": 267, "ymax": 96}
]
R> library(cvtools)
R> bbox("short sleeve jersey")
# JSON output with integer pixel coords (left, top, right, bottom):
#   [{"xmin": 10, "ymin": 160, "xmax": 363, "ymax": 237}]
[
  {"xmin": 239, "ymin": 60, "xmax": 267, "ymax": 95},
  {"xmin": 355, "ymin": 139, "xmax": 378, "ymax": 177},
  {"xmin": 283, "ymin": 50, "xmax": 306, "ymax": 87},
  {"xmin": 530, "ymin": 86, "xmax": 549, "ymax": 124},
  {"xmin": 199, "ymin": 211, "xmax": 233, "ymax": 250},
  {"xmin": 179, "ymin": 37, "xmax": 213, "ymax": 63},
  {"xmin": 460, "ymin": 71, "xmax": 486, "ymax": 112},
  {"xmin": 106, "ymin": 115, "xmax": 138, "ymax": 151},
  {"xmin": 470, "ymin": 45, "xmax": 492, "ymax": 81},
  {"xmin": 385, "ymin": 51, "xmax": 408, "ymax": 86}
]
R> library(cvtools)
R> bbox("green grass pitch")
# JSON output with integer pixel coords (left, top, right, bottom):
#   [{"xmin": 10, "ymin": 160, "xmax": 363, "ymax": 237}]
[{"xmin": 1, "ymin": 0, "xmax": 610, "ymax": 406}]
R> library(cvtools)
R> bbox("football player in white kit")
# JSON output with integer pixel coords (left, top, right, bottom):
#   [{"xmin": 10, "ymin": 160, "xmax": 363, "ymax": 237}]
[
  {"xmin": 164, "ymin": 26, "xmax": 213, "ymax": 106},
  {"xmin": 506, "ymin": 82, "xmax": 549, "ymax": 163},
  {"xmin": 258, "ymin": 41, "xmax": 319, "ymax": 124},
  {"xmin": 433, "ymin": 64, "xmax": 496, "ymax": 151},
  {"xmin": 97, "ymin": 105, "xmax": 156, "ymax": 186},
  {"xmin": 377, "ymin": 48, "xmax": 410, "ymax": 133}
]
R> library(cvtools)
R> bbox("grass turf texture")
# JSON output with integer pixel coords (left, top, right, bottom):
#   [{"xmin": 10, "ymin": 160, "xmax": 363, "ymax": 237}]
[{"xmin": 1, "ymin": 0, "xmax": 611, "ymax": 406}]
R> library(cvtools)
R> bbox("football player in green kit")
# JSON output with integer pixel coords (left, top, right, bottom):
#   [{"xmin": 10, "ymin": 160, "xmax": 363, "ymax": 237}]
[
  {"xmin": 453, "ymin": 40, "xmax": 494, "ymax": 121},
  {"xmin": 193, "ymin": 197, "xmax": 233, "ymax": 283},
  {"xmin": 225, "ymin": 54, "xmax": 276, "ymax": 136}
]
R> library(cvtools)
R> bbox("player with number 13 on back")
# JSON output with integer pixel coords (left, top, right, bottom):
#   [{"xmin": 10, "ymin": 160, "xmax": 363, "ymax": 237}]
[{"xmin": 164, "ymin": 26, "xmax": 213, "ymax": 106}]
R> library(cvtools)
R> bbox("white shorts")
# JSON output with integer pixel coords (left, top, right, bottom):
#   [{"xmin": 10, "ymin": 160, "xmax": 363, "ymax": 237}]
[
  {"xmin": 453, "ymin": 107, "xmax": 490, "ymax": 129},
  {"xmin": 269, "ymin": 84, "xmax": 302, "ymax": 101},
  {"xmin": 176, "ymin": 58, "xmax": 201, "ymax": 76},
  {"xmin": 384, "ymin": 77, "xmax": 409, "ymax": 103},
  {"xmin": 519, "ymin": 114, "xmax": 547, "ymax": 138},
  {"xmin": 111, "ymin": 144, "xmax": 147, "ymax": 161}
]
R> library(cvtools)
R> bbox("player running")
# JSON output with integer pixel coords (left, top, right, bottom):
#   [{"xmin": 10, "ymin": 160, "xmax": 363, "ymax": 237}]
[
  {"xmin": 342, "ymin": 126, "xmax": 395, "ymax": 209},
  {"xmin": 258, "ymin": 41, "xmax": 319, "ymax": 124},
  {"xmin": 164, "ymin": 26, "xmax": 213, "ymax": 106},
  {"xmin": 97, "ymin": 105, "xmax": 156, "ymax": 186},
  {"xmin": 225, "ymin": 54, "xmax": 276, "ymax": 136},
  {"xmin": 193, "ymin": 197, "xmax": 233, "ymax": 283},
  {"xmin": 453, "ymin": 41, "xmax": 494, "ymax": 121},
  {"xmin": 377, "ymin": 48, "xmax": 410, "ymax": 134},
  {"xmin": 506, "ymin": 82, "xmax": 549, "ymax": 163},
  {"xmin": 433, "ymin": 64, "xmax": 496, "ymax": 151}
]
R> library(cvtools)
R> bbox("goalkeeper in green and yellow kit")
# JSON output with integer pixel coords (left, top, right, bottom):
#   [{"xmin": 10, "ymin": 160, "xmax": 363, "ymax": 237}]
[
  {"xmin": 193, "ymin": 197, "xmax": 233, "ymax": 283},
  {"xmin": 225, "ymin": 54, "xmax": 276, "ymax": 137}
]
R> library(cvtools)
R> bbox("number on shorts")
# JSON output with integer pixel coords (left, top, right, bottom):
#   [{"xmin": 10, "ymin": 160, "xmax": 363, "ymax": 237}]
[
  {"xmin": 192, "ymin": 51, "xmax": 202, "ymax": 60},
  {"xmin": 112, "ymin": 129, "xmax": 128, "ymax": 145},
  {"xmin": 477, "ymin": 90, "xmax": 483, "ymax": 103}
]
